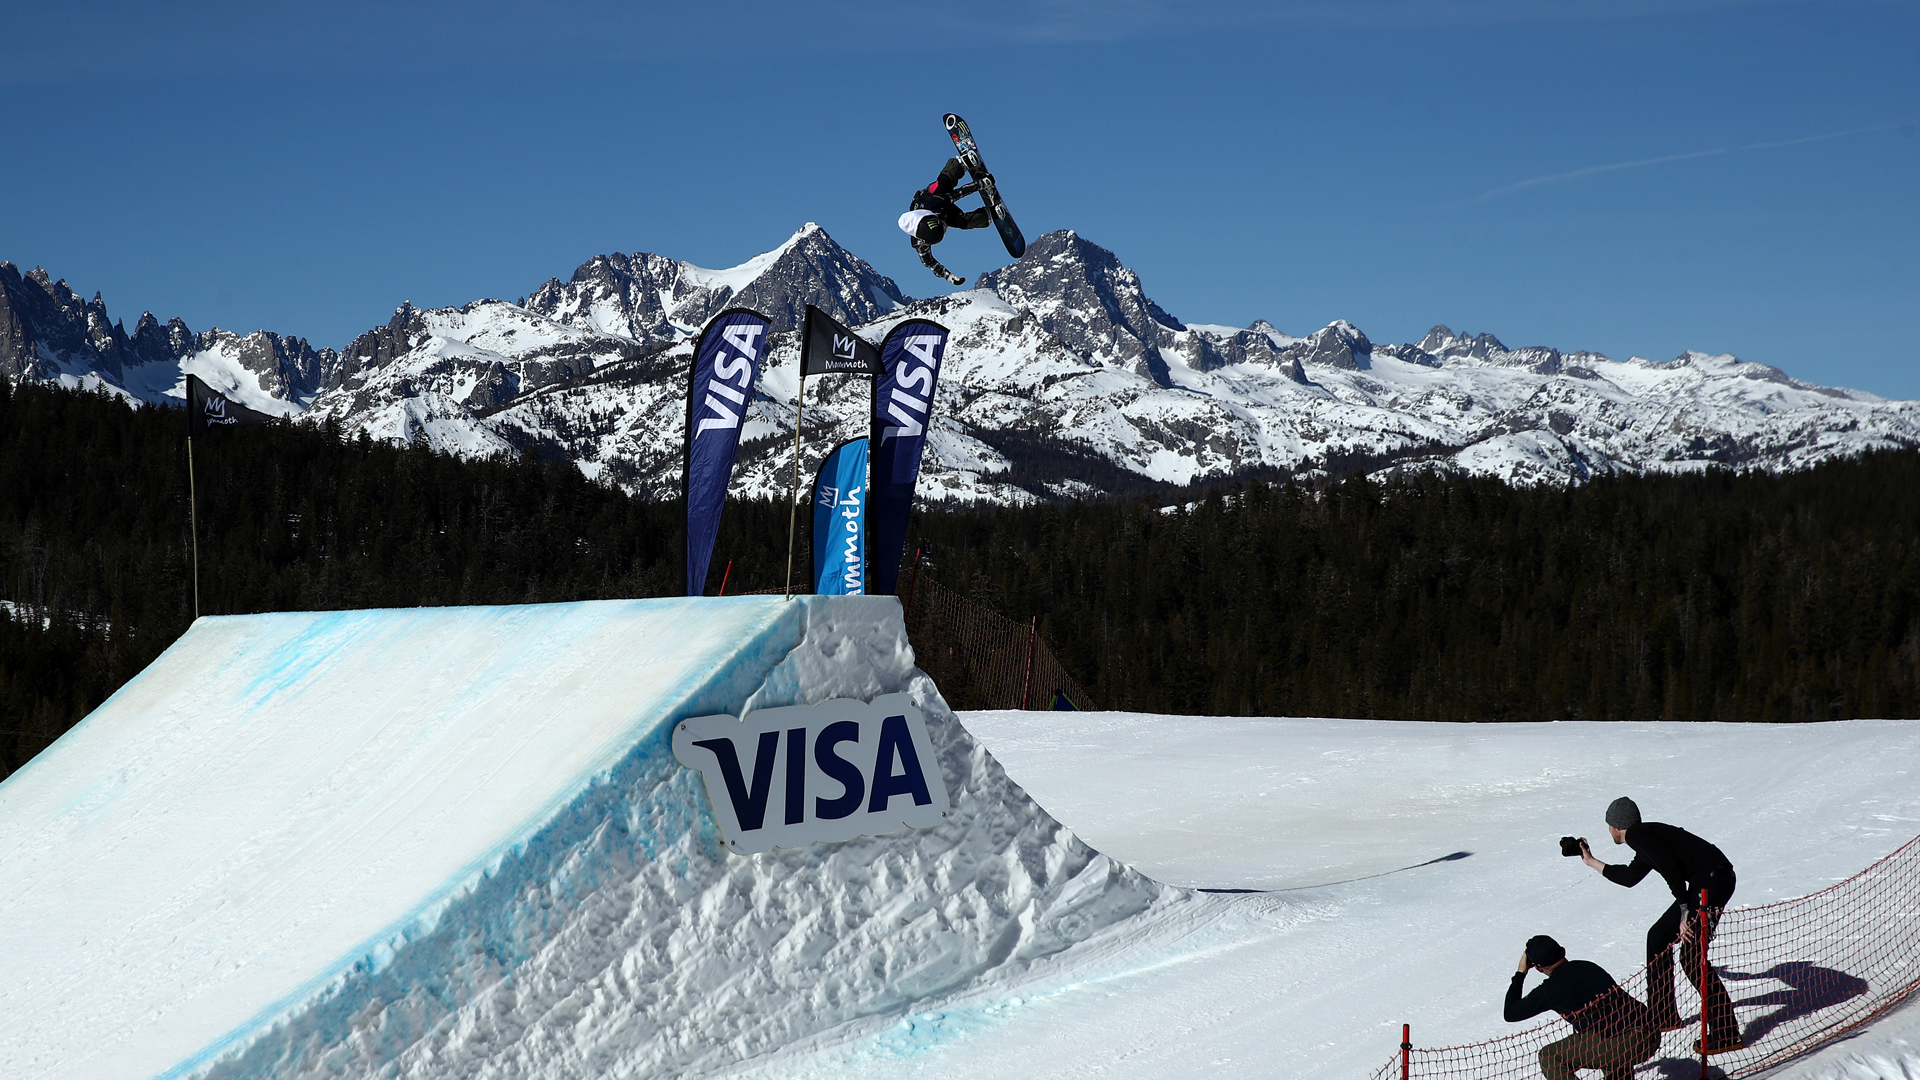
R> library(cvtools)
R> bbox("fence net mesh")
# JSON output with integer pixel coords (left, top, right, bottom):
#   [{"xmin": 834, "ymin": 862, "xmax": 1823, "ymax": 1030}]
[
  {"xmin": 1366, "ymin": 832, "xmax": 1920, "ymax": 1080},
  {"xmin": 744, "ymin": 573, "xmax": 1095, "ymax": 712},
  {"xmin": 901, "ymin": 573, "xmax": 1096, "ymax": 712}
]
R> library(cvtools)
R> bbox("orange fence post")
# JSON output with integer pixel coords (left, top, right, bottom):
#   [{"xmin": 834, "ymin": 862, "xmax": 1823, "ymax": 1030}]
[
  {"xmin": 717, "ymin": 560, "xmax": 733, "ymax": 597},
  {"xmin": 1698, "ymin": 886, "xmax": 1711, "ymax": 1078},
  {"xmin": 1400, "ymin": 1023, "xmax": 1411, "ymax": 1080}
]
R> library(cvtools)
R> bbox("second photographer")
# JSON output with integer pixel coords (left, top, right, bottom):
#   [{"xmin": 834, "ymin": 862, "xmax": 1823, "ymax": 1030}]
[{"xmin": 1505, "ymin": 934, "xmax": 1658, "ymax": 1080}]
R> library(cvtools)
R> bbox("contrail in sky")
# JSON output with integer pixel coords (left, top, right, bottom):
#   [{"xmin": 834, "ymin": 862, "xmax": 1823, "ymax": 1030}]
[{"xmin": 1473, "ymin": 123, "xmax": 1906, "ymax": 201}]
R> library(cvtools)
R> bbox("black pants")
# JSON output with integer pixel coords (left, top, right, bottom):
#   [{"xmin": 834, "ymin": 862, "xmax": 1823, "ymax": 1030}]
[
  {"xmin": 942, "ymin": 206, "xmax": 991, "ymax": 230},
  {"xmin": 915, "ymin": 159, "xmax": 991, "ymax": 231},
  {"xmin": 1646, "ymin": 867, "xmax": 1737, "ymax": 1039}
]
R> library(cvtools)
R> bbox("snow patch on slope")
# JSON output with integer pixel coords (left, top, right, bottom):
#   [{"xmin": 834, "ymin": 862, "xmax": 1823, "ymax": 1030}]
[{"xmin": 682, "ymin": 224, "xmax": 819, "ymax": 295}]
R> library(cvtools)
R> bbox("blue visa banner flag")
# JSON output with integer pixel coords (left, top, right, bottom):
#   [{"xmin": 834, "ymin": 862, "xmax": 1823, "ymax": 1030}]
[
  {"xmin": 810, "ymin": 438, "xmax": 869, "ymax": 595},
  {"xmin": 684, "ymin": 308, "xmax": 771, "ymax": 596},
  {"xmin": 867, "ymin": 318, "xmax": 948, "ymax": 596}
]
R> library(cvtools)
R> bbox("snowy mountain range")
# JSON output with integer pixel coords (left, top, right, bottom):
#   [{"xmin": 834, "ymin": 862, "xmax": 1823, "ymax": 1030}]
[{"xmin": 6, "ymin": 225, "xmax": 1918, "ymax": 504}]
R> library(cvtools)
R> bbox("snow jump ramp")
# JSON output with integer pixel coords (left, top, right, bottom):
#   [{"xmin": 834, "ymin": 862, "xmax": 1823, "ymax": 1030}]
[{"xmin": 0, "ymin": 596, "xmax": 1168, "ymax": 1080}]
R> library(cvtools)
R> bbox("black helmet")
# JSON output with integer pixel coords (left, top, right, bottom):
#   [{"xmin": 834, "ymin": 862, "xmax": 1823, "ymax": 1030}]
[{"xmin": 915, "ymin": 214, "xmax": 947, "ymax": 244}]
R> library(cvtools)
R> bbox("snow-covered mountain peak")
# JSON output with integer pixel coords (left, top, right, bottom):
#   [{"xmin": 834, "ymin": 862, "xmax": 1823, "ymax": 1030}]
[
  {"xmin": 679, "ymin": 228, "xmax": 810, "ymax": 293},
  {"xmin": 1420, "ymin": 324, "xmax": 1507, "ymax": 358},
  {"xmin": 1, "ymin": 261, "xmax": 333, "ymax": 408},
  {"xmin": 1411, "ymin": 324, "xmax": 1565, "ymax": 374},
  {"xmin": 1249, "ymin": 320, "xmax": 1300, "ymax": 347},
  {"xmin": 521, "ymin": 224, "xmax": 908, "ymax": 350},
  {"xmin": 1290, "ymin": 320, "xmax": 1375, "ymax": 371},
  {"xmin": 977, "ymin": 229, "xmax": 1230, "ymax": 384},
  {"xmin": 721, "ymin": 222, "xmax": 910, "ymax": 332},
  {"xmin": 1662, "ymin": 349, "xmax": 1789, "ymax": 380},
  {"xmin": 9, "ymin": 229, "xmax": 1920, "ymax": 501}
]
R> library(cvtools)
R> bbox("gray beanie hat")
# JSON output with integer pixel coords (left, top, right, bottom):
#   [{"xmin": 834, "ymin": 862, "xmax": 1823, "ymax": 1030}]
[{"xmin": 1606, "ymin": 797, "xmax": 1641, "ymax": 829}]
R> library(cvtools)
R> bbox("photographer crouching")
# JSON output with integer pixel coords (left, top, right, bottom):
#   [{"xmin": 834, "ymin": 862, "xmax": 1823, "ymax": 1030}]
[{"xmin": 1506, "ymin": 935, "xmax": 1659, "ymax": 1080}]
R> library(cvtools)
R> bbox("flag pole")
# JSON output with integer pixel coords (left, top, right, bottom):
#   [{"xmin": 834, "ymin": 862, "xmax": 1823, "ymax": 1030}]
[
  {"xmin": 188, "ymin": 435, "xmax": 200, "ymax": 619},
  {"xmin": 784, "ymin": 372, "xmax": 806, "ymax": 600}
]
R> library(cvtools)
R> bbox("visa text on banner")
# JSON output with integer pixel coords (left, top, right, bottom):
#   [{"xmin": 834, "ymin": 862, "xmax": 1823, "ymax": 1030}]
[
  {"xmin": 684, "ymin": 308, "xmax": 771, "ymax": 596},
  {"xmin": 867, "ymin": 319, "xmax": 949, "ymax": 596}
]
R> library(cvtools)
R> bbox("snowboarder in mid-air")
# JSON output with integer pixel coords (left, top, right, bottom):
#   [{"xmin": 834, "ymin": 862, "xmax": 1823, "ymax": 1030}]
[
  {"xmin": 899, "ymin": 114, "xmax": 1027, "ymax": 285},
  {"xmin": 899, "ymin": 157, "xmax": 991, "ymax": 286}
]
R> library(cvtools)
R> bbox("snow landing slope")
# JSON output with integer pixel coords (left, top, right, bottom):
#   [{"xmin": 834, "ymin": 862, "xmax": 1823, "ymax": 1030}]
[
  {"xmin": 0, "ymin": 596, "xmax": 1168, "ymax": 1080},
  {"xmin": 727, "ymin": 713, "xmax": 1920, "ymax": 1080}
]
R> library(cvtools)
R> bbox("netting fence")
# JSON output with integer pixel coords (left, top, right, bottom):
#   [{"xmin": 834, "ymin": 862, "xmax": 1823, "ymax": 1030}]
[
  {"xmin": 899, "ymin": 571, "xmax": 1096, "ymax": 713},
  {"xmin": 737, "ymin": 570, "xmax": 1095, "ymax": 712},
  {"xmin": 1367, "ymin": 831, "xmax": 1920, "ymax": 1080}
]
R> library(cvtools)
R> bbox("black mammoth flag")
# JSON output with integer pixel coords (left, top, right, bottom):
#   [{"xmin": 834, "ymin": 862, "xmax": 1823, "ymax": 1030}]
[
  {"xmin": 800, "ymin": 305, "xmax": 884, "ymax": 377},
  {"xmin": 867, "ymin": 318, "xmax": 949, "ymax": 596},
  {"xmin": 684, "ymin": 308, "xmax": 772, "ymax": 596},
  {"xmin": 186, "ymin": 374, "xmax": 278, "ymax": 435}
]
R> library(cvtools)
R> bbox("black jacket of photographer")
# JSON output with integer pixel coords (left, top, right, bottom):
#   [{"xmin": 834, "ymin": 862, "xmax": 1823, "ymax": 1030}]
[
  {"xmin": 1602, "ymin": 822, "xmax": 1733, "ymax": 910},
  {"xmin": 1506, "ymin": 961, "xmax": 1651, "ymax": 1037}
]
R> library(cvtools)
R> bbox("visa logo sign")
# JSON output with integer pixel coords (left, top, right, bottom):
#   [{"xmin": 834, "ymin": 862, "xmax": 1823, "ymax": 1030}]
[
  {"xmin": 880, "ymin": 335, "xmax": 941, "ymax": 442},
  {"xmin": 694, "ymin": 322, "xmax": 766, "ymax": 438},
  {"xmin": 673, "ymin": 694, "xmax": 950, "ymax": 855}
]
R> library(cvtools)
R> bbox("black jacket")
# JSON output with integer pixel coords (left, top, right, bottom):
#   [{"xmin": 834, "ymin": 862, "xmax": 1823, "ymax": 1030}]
[
  {"xmin": 1603, "ymin": 821, "xmax": 1733, "ymax": 908},
  {"xmin": 1506, "ymin": 960, "xmax": 1652, "ymax": 1036}
]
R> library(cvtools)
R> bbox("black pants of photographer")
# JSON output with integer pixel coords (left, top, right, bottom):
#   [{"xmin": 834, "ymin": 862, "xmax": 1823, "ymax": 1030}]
[{"xmin": 1646, "ymin": 867, "xmax": 1737, "ymax": 1040}]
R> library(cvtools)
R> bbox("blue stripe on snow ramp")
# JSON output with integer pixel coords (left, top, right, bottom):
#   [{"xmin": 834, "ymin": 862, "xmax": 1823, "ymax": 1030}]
[{"xmin": 0, "ymin": 595, "xmax": 1173, "ymax": 1080}]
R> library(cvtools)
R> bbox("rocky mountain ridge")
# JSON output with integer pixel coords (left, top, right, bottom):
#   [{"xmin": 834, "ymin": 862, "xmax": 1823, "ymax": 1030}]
[{"xmin": 6, "ymin": 225, "xmax": 1917, "ymax": 502}]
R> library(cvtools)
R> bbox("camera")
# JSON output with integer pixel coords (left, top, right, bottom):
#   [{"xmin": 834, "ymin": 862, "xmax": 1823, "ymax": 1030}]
[{"xmin": 1560, "ymin": 836, "xmax": 1585, "ymax": 857}]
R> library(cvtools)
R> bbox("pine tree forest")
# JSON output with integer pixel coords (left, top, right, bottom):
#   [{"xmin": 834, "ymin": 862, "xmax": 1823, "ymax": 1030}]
[{"xmin": 4, "ymin": 378, "xmax": 1917, "ymax": 780}]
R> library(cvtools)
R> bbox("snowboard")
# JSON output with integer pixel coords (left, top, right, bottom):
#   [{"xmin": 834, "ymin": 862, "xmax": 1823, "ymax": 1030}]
[{"xmin": 943, "ymin": 113, "xmax": 1026, "ymax": 259}]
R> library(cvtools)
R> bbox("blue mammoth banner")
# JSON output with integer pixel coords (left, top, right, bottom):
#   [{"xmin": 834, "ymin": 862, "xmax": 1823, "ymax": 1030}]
[
  {"xmin": 867, "ymin": 318, "xmax": 949, "ymax": 595},
  {"xmin": 811, "ymin": 438, "xmax": 869, "ymax": 596},
  {"xmin": 684, "ymin": 308, "xmax": 771, "ymax": 596}
]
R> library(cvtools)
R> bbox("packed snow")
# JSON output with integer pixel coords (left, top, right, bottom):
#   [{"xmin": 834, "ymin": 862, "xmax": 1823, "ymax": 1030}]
[
  {"xmin": 0, "ymin": 597, "xmax": 1166, "ymax": 1080},
  {"xmin": 724, "ymin": 712, "xmax": 1920, "ymax": 1080},
  {"xmin": 4, "ymin": 600, "xmax": 1918, "ymax": 1080}
]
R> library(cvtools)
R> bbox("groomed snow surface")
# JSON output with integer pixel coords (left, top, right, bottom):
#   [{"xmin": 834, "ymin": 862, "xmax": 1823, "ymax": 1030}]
[
  {"xmin": 2, "ymin": 599, "xmax": 1917, "ymax": 1079},
  {"xmin": 0, "ymin": 597, "xmax": 1165, "ymax": 1080},
  {"xmin": 792, "ymin": 713, "xmax": 1920, "ymax": 1080}
]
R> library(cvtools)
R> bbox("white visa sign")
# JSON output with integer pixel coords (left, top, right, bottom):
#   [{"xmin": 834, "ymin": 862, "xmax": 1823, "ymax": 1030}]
[
  {"xmin": 880, "ymin": 335, "xmax": 940, "ymax": 441},
  {"xmin": 673, "ymin": 694, "xmax": 950, "ymax": 855},
  {"xmin": 694, "ymin": 322, "xmax": 765, "ymax": 438}
]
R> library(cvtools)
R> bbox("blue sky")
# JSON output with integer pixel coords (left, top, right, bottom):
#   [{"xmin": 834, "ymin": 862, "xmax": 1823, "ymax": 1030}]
[{"xmin": 4, "ymin": 0, "xmax": 1917, "ymax": 397}]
